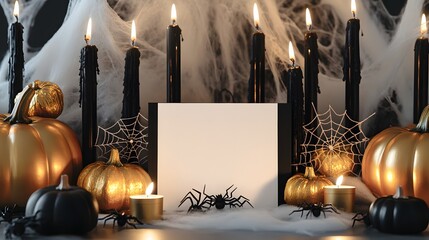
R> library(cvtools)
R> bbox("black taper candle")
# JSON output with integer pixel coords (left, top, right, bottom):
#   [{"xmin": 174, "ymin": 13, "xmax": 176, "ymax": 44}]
[
  {"xmin": 304, "ymin": 8, "xmax": 320, "ymax": 127},
  {"xmin": 248, "ymin": 30, "xmax": 265, "ymax": 103},
  {"xmin": 248, "ymin": 3, "xmax": 265, "ymax": 103},
  {"xmin": 283, "ymin": 42, "xmax": 304, "ymax": 170},
  {"xmin": 79, "ymin": 19, "xmax": 99, "ymax": 167},
  {"xmin": 122, "ymin": 21, "xmax": 141, "ymax": 118},
  {"xmin": 343, "ymin": 11, "xmax": 361, "ymax": 131},
  {"xmin": 8, "ymin": 6, "xmax": 24, "ymax": 113},
  {"xmin": 166, "ymin": 4, "xmax": 181, "ymax": 103},
  {"xmin": 414, "ymin": 15, "xmax": 428, "ymax": 124}
]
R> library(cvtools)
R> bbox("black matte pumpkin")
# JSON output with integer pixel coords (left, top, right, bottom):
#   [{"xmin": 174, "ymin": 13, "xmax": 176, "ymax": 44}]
[
  {"xmin": 369, "ymin": 187, "xmax": 429, "ymax": 234},
  {"xmin": 25, "ymin": 175, "xmax": 99, "ymax": 235}
]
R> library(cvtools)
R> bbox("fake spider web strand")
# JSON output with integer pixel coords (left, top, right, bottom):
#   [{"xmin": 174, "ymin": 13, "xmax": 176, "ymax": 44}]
[
  {"xmin": 95, "ymin": 113, "xmax": 149, "ymax": 166},
  {"xmin": 297, "ymin": 105, "xmax": 374, "ymax": 177}
]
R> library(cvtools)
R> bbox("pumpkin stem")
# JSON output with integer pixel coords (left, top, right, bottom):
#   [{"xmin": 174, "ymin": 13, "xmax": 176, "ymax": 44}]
[
  {"xmin": 304, "ymin": 167, "xmax": 316, "ymax": 179},
  {"xmin": 413, "ymin": 105, "xmax": 429, "ymax": 133},
  {"xmin": 4, "ymin": 82, "xmax": 37, "ymax": 124},
  {"xmin": 393, "ymin": 186, "xmax": 408, "ymax": 199},
  {"xmin": 56, "ymin": 174, "xmax": 71, "ymax": 190},
  {"xmin": 107, "ymin": 148, "xmax": 123, "ymax": 167}
]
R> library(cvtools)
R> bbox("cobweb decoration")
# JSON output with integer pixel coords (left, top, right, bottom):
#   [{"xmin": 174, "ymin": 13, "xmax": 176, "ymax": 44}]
[
  {"xmin": 95, "ymin": 113, "xmax": 148, "ymax": 166},
  {"xmin": 297, "ymin": 105, "xmax": 375, "ymax": 177}
]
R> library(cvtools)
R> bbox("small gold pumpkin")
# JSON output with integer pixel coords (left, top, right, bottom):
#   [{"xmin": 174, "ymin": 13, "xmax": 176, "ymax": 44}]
[
  {"xmin": 313, "ymin": 145, "xmax": 354, "ymax": 177},
  {"xmin": 77, "ymin": 149, "xmax": 151, "ymax": 212},
  {"xmin": 27, "ymin": 80, "xmax": 63, "ymax": 118},
  {"xmin": 284, "ymin": 167, "xmax": 333, "ymax": 205}
]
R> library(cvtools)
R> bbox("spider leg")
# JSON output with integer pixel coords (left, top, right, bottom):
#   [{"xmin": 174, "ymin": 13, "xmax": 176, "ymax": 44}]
[
  {"xmin": 224, "ymin": 185, "xmax": 235, "ymax": 198},
  {"xmin": 99, "ymin": 213, "xmax": 115, "ymax": 221},
  {"xmin": 323, "ymin": 206, "xmax": 340, "ymax": 214},
  {"xmin": 322, "ymin": 210, "xmax": 326, "ymax": 218},
  {"xmin": 231, "ymin": 195, "xmax": 253, "ymax": 208},
  {"xmin": 289, "ymin": 209, "xmax": 304, "ymax": 217},
  {"xmin": 129, "ymin": 216, "xmax": 144, "ymax": 225},
  {"xmin": 178, "ymin": 192, "xmax": 196, "ymax": 207},
  {"xmin": 306, "ymin": 210, "xmax": 312, "ymax": 219},
  {"xmin": 103, "ymin": 217, "xmax": 115, "ymax": 227},
  {"xmin": 126, "ymin": 220, "xmax": 138, "ymax": 229}
]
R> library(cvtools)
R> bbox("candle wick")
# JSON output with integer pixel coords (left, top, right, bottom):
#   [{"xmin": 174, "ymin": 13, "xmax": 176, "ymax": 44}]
[
  {"xmin": 131, "ymin": 40, "xmax": 135, "ymax": 47},
  {"xmin": 352, "ymin": 11, "xmax": 356, "ymax": 19},
  {"xmin": 308, "ymin": 25, "xmax": 312, "ymax": 31},
  {"xmin": 172, "ymin": 19, "xmax": 176, "ymax": 25},
  {"xmin": 14, "ymin": 15, "xmax": 18, "ymax": 22},
  {"xmin": 291, "ymin": 58, "xmax": 295, "ymax": 67},
  {"xmin": 84, "ymin": 35, "xmax": 89, "ymax": 45}
]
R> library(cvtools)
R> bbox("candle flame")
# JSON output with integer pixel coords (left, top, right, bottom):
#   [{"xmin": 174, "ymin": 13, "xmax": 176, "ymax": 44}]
[
  {"xmin": 351, "ymin": 0, "xmax": 356, "ymax": 18},
  {"xmin": 288, "ymin": 41, "xmax": 295, "ymax": 63},
  {"xmin": 13, "ymin": 0, "xmax": 19, "ymax": 19},
  {"xmin": 145, "ymin": 182, "xmax": 154, "ymax": 196},
  {"xmin": 421, "ymin": 14, "xmax": 427, "ymax": 36},
  {"xmin": 131, "ymin": 20, "xmax": 136, "ymax": 45},
  {"xmin": 336, "ymin": 175, "xmax": 344, "ymax": 187},
  {"xmin": 171, "ymin": 4, "xmax": 177, "ymax": 24},
  {"xmin": 85, "ymin": 18, "xmax": 92, "ymax": 42},
  {"xmin": 253, "ymin": 3, "xmax": 260, "ymax": 29},
  {"xmin": 306, "ymin": 8, "xmax": 312, "ymax": 31}
]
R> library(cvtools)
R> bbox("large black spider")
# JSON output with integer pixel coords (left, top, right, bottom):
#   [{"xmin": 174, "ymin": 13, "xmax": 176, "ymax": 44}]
[
  {"xmin": 0, "ymin": 205, "xmax": 22, "ymax": 224},
  {"xmin": 4, "ymin": 211, "xmax": 40, "ymax": 239},
  {"xmin": 289, "ymin": 202, "xmax": 340, "ymax": 218},
  {"xmin": 99, "ymin": 211, "xmax": 143, "ymax": 229},
  {"xmin": 203, "ymin": 185, "xmax": 253, "ymax": 210},
  {"xmin": 178, "ymin": 185, "xmax": 212, "ymax": 213},
  {"xmin": 352, "ymin": 211, "xmax": 370, "ymax": 227}
]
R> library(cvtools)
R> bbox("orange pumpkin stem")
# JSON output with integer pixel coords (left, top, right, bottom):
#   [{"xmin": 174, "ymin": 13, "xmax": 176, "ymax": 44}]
[
  {"xmin": 304, "ymin": 166, "xmax": 317, "ymax": 180},
  {"xmin": 4, "ymin": 82, "xmax": 37, "ymax": 124},
  {"xmin": 413, "ymin": 106, "xmax": 429, "ymax": 133},
  {"xmin": 56, "ymin": 174, "xmax": 71, "ymax": 190},
  {"xmin": 106, "ymin": 148, "xmax": 123, "ymax": 167}
]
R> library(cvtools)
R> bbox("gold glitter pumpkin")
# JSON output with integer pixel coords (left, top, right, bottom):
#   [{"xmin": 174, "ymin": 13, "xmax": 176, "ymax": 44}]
[
  {"xmin": 362, "ymin": 106, "xmax": 429, "ymax": 205},
  {"xmin": 0, "ymin": 82, "xmax": 82, "ymax": 207},
  {"xmin": 313, "ymin": 146, "xmax": 354, "ymax": 177},
  {"xmin": 27, "ymin": 80, "xmax": 63, "ymax": 118},
  {"xmin": 77, "ymin": 149, "xmax": 152, "ymax": 212},
  {"xmin": 284, "ymin": 167, "xmax": 333, "ymax": 205}
]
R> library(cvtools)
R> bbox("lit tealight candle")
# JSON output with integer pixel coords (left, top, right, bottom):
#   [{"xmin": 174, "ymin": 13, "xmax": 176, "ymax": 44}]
[
  {"xmin": 323, "ymin": 175, "xmax": 356, "ymax": 212},
  {"xmin": 130, "ymin": 182, "xmax": 164, "ymax": 223}
]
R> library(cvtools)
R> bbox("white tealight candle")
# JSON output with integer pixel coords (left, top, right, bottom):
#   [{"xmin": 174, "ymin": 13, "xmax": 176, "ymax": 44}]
[
  {"xmin": 324, "ymin": 175, "xmax": 356, "ymax": 212},
  {"xmin": 130, "ymin": 182, "xmax": 164, "ymax": 223}
]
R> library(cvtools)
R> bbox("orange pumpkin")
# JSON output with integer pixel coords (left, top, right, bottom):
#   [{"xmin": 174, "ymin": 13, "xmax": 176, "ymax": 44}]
[
  {"xmin": 362, "ymin": 105, "xmax": 429, "ymax": 205},
  {"xmin": 77, "ymin": 148, "xmax": 151, "ymax": 212},
  {"xmin": 0, "ymin": 82, "xmax": 81, "ymax": 207},
  {"xmin": 27, "ymin": 80, "xmax": 63, "ymax": 118}
]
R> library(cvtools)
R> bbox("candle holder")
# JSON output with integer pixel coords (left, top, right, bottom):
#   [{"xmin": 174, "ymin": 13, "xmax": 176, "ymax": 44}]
[
  {"xmin": 130, "ymin": 195, "xmax": 163, "ymax": 223},
  {"xmin": 324, "ymin": 185, "xmax": 355, "ymax": 212}
]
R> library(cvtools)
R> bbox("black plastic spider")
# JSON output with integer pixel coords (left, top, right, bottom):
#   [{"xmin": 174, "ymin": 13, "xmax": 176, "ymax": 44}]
[
  {"xmin": 178, "ymin": 185, "xmax": 212, "ymax": 213},
  {"xmin": 99, "ymin": 211, "xmax": 143, "ymax": 228},
  {"xmin": 4, "ymin": 211, "xmax": 40, "ymax": 239},
  {"xmin": 204, "ymin": 185, "xmax": 253, "ymax": 210},
  {"xmin": 352, "ymin": 212, "xmax": 371, "ymax": 227},
  {"xmin": 289, "ymin": 202, "xmax": 340, "ymax": 218},
  {"xmin": 0, "ymin": 205, "xmax": 21, "ymax": 224}
]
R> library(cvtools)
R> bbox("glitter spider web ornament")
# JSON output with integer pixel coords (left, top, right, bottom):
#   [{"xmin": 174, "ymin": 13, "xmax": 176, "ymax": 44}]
[
  {"xmin": 95, "ymin": 113, "xmax": 148, "ymax": 167},
  {"xmin": 297, "ymin": 105, "xmax": 374, "ymax": 177}
]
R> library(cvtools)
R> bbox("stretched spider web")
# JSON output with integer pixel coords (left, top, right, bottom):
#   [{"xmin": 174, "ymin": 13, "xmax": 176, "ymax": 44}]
[
  {"xmin": 95, "ymin": 113, "xmax": 149, "ymax": 167},
  {"xmin": 297, "ymin": 105, "xmax": 374, "ymax": 177}
]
